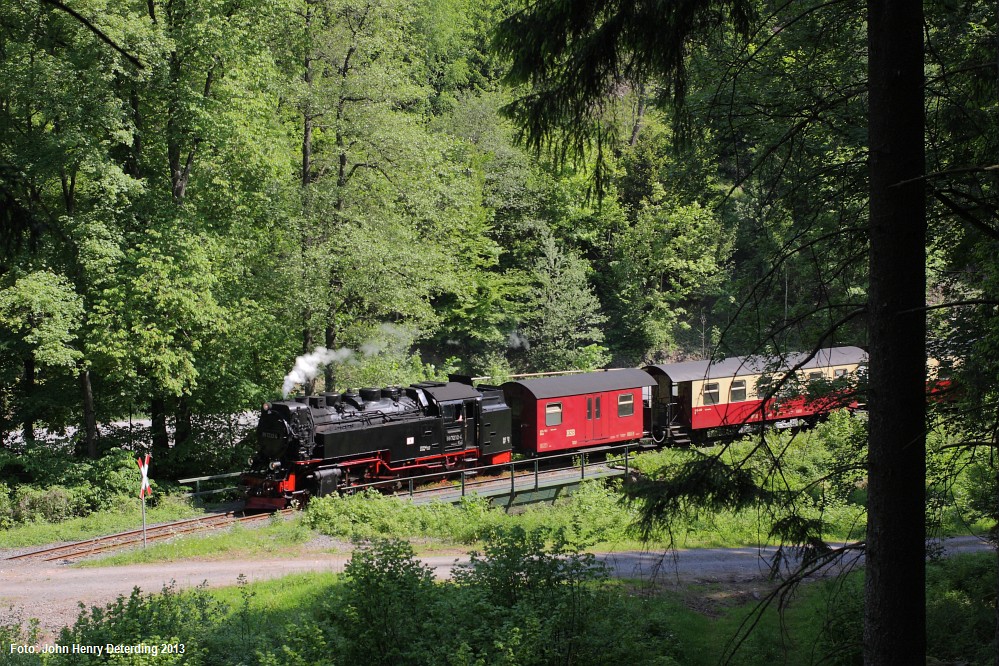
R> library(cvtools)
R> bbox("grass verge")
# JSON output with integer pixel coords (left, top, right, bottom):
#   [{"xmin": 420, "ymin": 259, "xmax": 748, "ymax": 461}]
[
  {"xmin": 0, "ymin": 495, "xmax": 201, "ymax": 549},
  {"xmin": 77, "ymin": 514, "xmax": 320, "ymax": 566}
]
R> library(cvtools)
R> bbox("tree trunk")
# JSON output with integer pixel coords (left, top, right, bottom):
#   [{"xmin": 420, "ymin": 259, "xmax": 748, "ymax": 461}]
[
  {"xmin": 79, "ymin": 366, "xmax": 98, "ymax": 458},
  {"xmin": 302, "ymin": 324, "xmax": 315, "ymax": 396},
  {"xmin": 175, "ymin": 396, "xmax": 193, "ymax": 453},
  {"xmin": 864, "ymin": 1, "xmax": 927, "ymax": 664},
  {"xmin": 324, "ymin": 324, "xmax": 336, "ymax": 391},
  {"xmin": 22, "ymin": 355, "xmax": 34, "ymax": 442},
  {"xmin": 150, "ymin": 396, "xmax": 169, "ymax": 460}
]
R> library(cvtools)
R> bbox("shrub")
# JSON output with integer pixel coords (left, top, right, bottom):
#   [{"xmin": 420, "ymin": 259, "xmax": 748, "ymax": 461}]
[
  {"xmin": 450, "ymin": 526, "xmax": 616, "ymax": 666},
  {"xmin": 53, "ymin": 583, "xmax": 226, "ymax": 665},
  {"xmin": 337, "ymin": 539, "xmax": 437, "ymax": 666},
  {"xmin": 12, "ymin": 485, "xmax": 88, "ymax": 523},
  {"xmin": 925, "ymin": 552, "xmax": 997, "ymax": 664},
  {"xmin": 818, "ymin": 553, "xmax": 997, "ymax": 666},
  {"xmin": 0, "ymin": 615, "xmax": 42, "ymax": 666},
  {"xmin": 305, "ymin": 490, "xmax": 509, "ymax": 542}
]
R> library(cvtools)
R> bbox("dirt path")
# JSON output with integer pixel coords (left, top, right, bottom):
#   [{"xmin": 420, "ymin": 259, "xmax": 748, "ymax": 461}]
[{"xmin": 0, "ymin": 536, "xmax": 988, "ymax": 639}]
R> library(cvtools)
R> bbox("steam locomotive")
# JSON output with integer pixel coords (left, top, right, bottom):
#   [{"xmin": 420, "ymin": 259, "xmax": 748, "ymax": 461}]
[
  {"xmin": 242, "ymin": 347, "xmax": 868, "ymax": 509},
  {"xmin": 243, "ymin": 382, "xmax": 515, "ymax": 510}
]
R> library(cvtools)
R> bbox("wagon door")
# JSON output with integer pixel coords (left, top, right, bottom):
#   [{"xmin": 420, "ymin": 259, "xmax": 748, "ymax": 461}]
[
  {"xmin": 585, "ymin": 394, "xmax": 604, "ymax": 442},
  {"xmin": 675, "ymin": 381, "xmax": 693, "ymax": 428}
]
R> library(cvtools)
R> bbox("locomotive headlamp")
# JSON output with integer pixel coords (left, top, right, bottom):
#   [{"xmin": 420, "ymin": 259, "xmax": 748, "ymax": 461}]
[{"xmin": 269, "ymin": 461, "xmax": 282, "ymax": 471}]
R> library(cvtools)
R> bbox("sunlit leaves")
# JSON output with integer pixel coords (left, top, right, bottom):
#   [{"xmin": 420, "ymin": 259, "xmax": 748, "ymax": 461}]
[{"xmin": 0, "ymin": 271, "xmax": 83, "ymax": 368}]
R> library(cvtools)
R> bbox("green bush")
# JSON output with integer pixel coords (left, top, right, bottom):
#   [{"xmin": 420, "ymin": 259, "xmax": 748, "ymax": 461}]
[
  {"xmin": 304, "ymin": 489, "xmax": 509, "ymax": 542},
  {"xmin": 0, "ymin": 615, "xmax": 42, "ymax": 666},
  {"xmin": 336, "ymin": 539, "xmax": 437, "ymax": 666},
  {"xmin": 12, "ymin": 485, "xmax": 88, "ymax": 523},
  {"xmin": 818, "ymin": 553, "xmax": 997, "ymax": 666},
  {"xmin": 0, "ymin": 447, "xmax": 150, "ymax": 528},
  {"xmin": 925, "ymin": 552, "xmax": 997, "ymax": 664}
]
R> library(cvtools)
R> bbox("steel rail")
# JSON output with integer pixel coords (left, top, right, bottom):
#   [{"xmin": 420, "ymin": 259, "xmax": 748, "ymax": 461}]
[{"xmin": 7, "ymin": 509, "xmax": 295, "ymax": 562}]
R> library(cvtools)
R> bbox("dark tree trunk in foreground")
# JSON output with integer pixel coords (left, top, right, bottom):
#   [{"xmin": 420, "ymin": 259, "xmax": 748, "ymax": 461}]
[{"xmin": 864, "ymin": 1, "xmax": 927, "ymax": 663}]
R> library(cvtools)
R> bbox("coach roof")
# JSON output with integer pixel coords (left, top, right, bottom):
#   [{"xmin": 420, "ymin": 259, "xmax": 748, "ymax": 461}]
[
  {"xmin": 503, "ymin": 368, "xmax": 655, "ymax": 400},
  {"xmin": 645, "ymin": 346, "xmax": 868, "ymax": 383}
]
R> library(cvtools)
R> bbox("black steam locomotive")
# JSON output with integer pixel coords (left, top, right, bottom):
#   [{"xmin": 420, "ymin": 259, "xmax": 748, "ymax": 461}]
[{"xmin": 243, "ymin": 381, "xmax": 513, "ymax": 510}]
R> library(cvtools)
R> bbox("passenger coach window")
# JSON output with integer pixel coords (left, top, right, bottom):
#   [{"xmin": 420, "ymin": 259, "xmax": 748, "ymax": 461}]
[
  {"xmin": 545, "ymin": 402, "xmax": 563, "ymax": 426},
  {"xmin": 808, "ymin": 371, "xmax": 823, "ymax": 381},
  {"xmin": 834, "ymin": 369, "xmax": 846, "ymax": 378},
  {"xmin": 730, "ymin": 380, "xmax": 747, "ymax": 402},
  {"xmin": 703, "ymin": 383, "xmax": 720, "ymax": 405},
  {"xmin": 617, "ymin": 393, "xmax": 634, "ymax": 417}
]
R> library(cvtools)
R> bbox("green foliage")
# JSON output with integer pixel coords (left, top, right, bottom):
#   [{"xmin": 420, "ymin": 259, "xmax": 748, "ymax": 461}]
[
  {"xmin": 0, "ymin": 482, "xmax": 11, "ymax": 529},
  {"xmin": 608, "ymin": 195, "xmax": 733, "ymax": 362},
  {"xmin": 305, "ymin": 489, "xmax": 506, "ymax": 542},
  {"xmin": 818, "ymin": 553, "xmax": 998, "ymax": 665},
  {"xmin": 0, "ymin": 447, "xmax": 143, "ymax": 525},
  {"xmin": 338, "ymin": 539, "xmax": 437, "ymax": 665},
  {"xmin": 0, "ymin": 271, "xmax": 83, "ymax": 369},
  {"xmin": 448, "ymin": 527, "xmax": 615, "ymax": 665},
  {"xmin": 0, "ymin": 614, "xmax": 42, "ymax": 666},
  {"xmin": 518, "ymin": 234, "xmax": 609, "ymax": 371},
  {"xmin": 53, "ymin": 583, "xmax": 220, "ymax": 665}
]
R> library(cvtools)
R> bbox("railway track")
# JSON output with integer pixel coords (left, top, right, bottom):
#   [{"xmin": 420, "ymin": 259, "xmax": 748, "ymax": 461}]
[{"xmin": 6, "ymin": 509, "xmax": 296, "ymax": 563}]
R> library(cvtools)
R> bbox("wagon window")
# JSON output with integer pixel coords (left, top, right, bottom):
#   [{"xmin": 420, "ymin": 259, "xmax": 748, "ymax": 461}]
[
  {"xmin": 703, "ymin": 383, "xmax": 720, "ymax": 406},
  {"xmin": 730, "ymin": 380, "xmax": 747, "ymax": 403},
  {"xmin": 617, "ymin": 393, "xmax": 635, "ymax": 417},
  {"xmin": 545, "ymin": 402, "xmax": 563, "ymax": 427}
]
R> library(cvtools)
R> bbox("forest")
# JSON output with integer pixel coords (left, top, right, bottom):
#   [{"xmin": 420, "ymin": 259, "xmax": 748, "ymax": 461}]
[
  {"xmin": 1, "ymin": 0, "xmax": 993, "ymax": 464},
  {"xmin": 1, "ymin": 0, "xmax": 998, "ymax": 662}
]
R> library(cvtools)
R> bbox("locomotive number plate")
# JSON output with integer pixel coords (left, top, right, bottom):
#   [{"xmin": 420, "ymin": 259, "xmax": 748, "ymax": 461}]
[{"xmin": 565, "ymin": 429, "xmax": 575, "ymax": 437}]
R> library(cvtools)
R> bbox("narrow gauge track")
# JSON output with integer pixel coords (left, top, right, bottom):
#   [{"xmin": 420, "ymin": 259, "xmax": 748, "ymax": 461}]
[{"xmin": 6, "ymin": 509, "xmax": 296, "ymax": 563}]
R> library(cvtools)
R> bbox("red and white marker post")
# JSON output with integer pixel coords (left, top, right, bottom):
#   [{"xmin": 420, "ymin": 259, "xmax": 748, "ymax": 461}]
[{"xmin": 137, "ymin": 454, "xmax": 152, "ymax": 547}]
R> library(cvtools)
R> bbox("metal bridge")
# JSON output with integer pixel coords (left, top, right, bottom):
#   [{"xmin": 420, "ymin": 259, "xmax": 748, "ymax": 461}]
[{"xmin": 353, "ymin": 443, "xmax": 646, "ymax": 508}]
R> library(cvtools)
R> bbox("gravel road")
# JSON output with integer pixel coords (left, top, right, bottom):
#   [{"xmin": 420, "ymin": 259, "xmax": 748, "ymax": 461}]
[{"xmin": 0, "ymin": 536, "xmax": 989, "ymax": 640}]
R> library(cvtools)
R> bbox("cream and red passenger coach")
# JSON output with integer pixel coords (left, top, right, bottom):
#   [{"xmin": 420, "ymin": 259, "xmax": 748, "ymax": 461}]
[{"xmin": 644, "ymin": 346, "xmax": 867, "ymax": 439}]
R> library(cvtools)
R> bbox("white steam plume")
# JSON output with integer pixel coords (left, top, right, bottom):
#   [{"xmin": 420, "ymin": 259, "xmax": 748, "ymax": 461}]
[
  {"xmin": 508, "ymin": 330, "xmax": 531, "ymax": 351},
  {"xmin": 282, "ymin": 347, "xmax": 353, "ymax": 397}
]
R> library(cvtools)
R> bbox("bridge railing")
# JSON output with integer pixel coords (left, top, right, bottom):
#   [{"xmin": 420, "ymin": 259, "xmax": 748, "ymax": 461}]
[
  {"xmin": 346, "ymin": 442, "xmax": 640, "ymax": 501},
  {"xmin": 177, "ymin": 472, "xmax": 243, "ymax": 497}
]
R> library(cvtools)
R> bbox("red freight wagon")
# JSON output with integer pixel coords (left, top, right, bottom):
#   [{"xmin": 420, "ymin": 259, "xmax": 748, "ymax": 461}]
[{"xmin": 502, "ymin": 369, "xmax": 655, "ymax": 454}]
